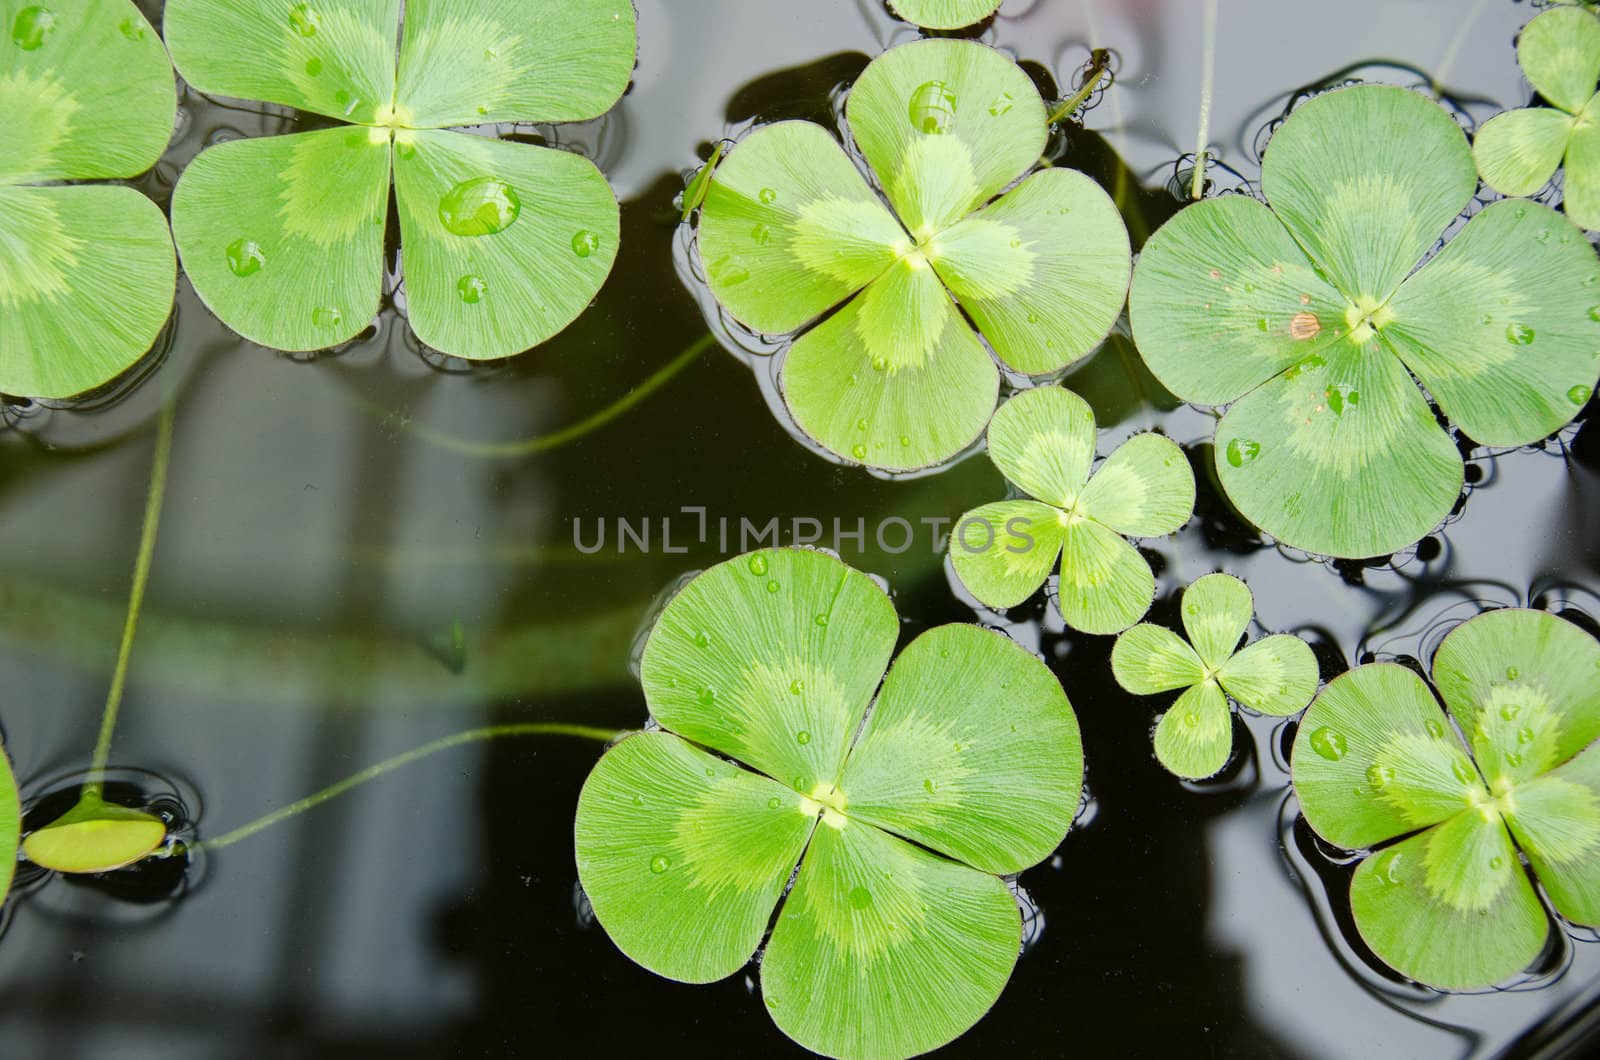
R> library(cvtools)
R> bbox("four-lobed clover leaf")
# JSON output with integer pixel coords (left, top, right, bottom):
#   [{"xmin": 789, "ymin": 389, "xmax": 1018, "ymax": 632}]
[
  {"xmin": 165, "ymin": 0, "xmax": 636, "ymax": 359},
  {"xmin": 1475, "ymin": 6, "xmax": 1600, "ymax": 228},
  {"xmin": 1130, "ymin": 84, "xmax": 1600, "ymax": 560},
  {"xmin": 949, "ymin": 386, "xmax": 1195, "ymax": 634},
  {"xmin": 692, "ymin": 38, "xmax": 1131, "ymax": 472},
  {"xmin": 1292, "ymin": 608, "xmax": 1600, "ymax": 989},
  {"xmin": 887, "ymin": 0, "xmax": 1002, "ymax": 31},
  {"xmin": 574, "ymin": 547, "xmax": 1083, "ymax": 1060},
  {"xmin": 0, "ymin": 0, "xmax": 176, "ymax": 399},
  {"xmin": 1112, "ymin": 573, "xmax": 1318, "ymax": 780}
]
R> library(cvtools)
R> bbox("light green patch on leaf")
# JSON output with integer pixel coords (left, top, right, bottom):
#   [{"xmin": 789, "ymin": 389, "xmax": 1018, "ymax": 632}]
[
  {"xmin": 395, "ymin": 0, "xmax": 636, "ymax": 128},
  {"xmin": 1565, "ymin": 101, "xmax": 1600, "ymax": 229},
  {"xmin": 170, "ymin": 127, "xmax": 389, "ymax": 352},
  {"xmin": 0, "ymin": 743, "xmax": 18, "ymax": 904},
  {"xmin": 394, "ymin": 129, "xmax": 620, "ymax": 360},
  {"xmin": 1153, "ymin": 679, "xmax": 1232, "ymax": 779},
  {"xmin": 1503, "ymin": 744, "xmax": 1600, "ymax": 925},
  {"xmin": 1180, "ymin": 572, "xmax": 1253, "ymax": 671},
  {"xmin": 761, "ymin": 820, "xmax": 1019, "ymax": 1060},
  {"xmin": 574, "ymin": 732, "xmax": 816, "ymax": 983},
  {"xmin": 886, "ymin": 0, "xmax": 1003, "ymax": 31},
  {"xmin": 1111, "ymin": 624, "xmax": 1205, "ymax": 694},
  {"xmin": 1074, "ymin": 432, "xmax": 1193, "ymax": 537},
  {"xmin": 1349, "ymin": 815, "xmax": 1548, "ymax": 990},
  {"xmin": 1473, "ymin": 107, "xmax": 1573, "ymax": 196},
  {"xmin": 1520, "ymin": 6, "xmax": 1600, "ymax": 113},
  {"xmin": 1218, "ymin": 634, "xmax": 1319, "ymax": 717},
  {"xmin": 1056, "ymin": 518, "xmax": 1154, "ymax": 636},
  {"xmin": 948, "ymin": 500, "xmax": 1066, "ymax": 610},
  {"xmin": 22, "ymin": 791, "xmax": 167, "ymax": 874},
  {"xmin": 984, "ymin": 386, "xmax": 1095, "ymax": 508},
  {"xmin": 839, "ymin": 624, "xmax": 1083, "ymax": 874}
]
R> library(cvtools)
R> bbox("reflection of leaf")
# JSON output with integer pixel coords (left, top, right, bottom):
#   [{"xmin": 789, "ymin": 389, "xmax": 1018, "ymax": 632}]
[
  {"xmin": 1131, "ymin": 85, "xmax": 1600, "ymax": 558},
  {"xmin": 1112, "ymin": 573, "xmax": 1317, "ymax": 779},
  {"xmin": 1292, "ymin": 609, "xmax": 1600, "ymax": 989},
  {"xmin": 887, "ymin": 0, "xmax": 1002, "ymax": 31},
  {"xmin": 576, "ymin": 548, "xmax": 1082, "ymax": 1059},
  {"xmin": 166, "ymin": 0, "xmax": 636, "ymax": 359},
  {"xmin": 951, "ymin": 387, "xmax": 1193, "ymax": 634},
  {"xmin": 694, "ymin": 39, "xmax": 1130, "ymax": 471},
  {"xmin": 0, "ymin": 0, "xmax": 176, "ymax": 399}
]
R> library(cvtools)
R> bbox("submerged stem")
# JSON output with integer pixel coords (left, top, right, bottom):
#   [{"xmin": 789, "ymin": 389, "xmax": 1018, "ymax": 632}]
[
  {"xmin": 1190, "ymin": 0, "xmax": 1219, "ymax": 201},
  {"xmin": 1431, "ymin": 0, "xmax": 1492, "ymax": 99},
  {"xmin": 85, "ymin": 396, "xmax": 177, "ymax": 798},
  {"xmin": 192, "ymin": 723, "xmax": 621, "ymax": 852},
  {"xmin": 1046, "ymin": 49, "xmax": 1113, "ymax": 126}
]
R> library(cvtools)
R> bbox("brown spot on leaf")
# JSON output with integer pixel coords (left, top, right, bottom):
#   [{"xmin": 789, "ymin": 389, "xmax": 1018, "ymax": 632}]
[{"xmin": 1290, "ymin": 312, "xmax": 1321, "ymax": 341}]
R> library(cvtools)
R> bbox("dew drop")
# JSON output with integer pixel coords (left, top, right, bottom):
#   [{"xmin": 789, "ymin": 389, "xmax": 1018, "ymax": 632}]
[
  {"xmin": 649, "ymin": 854, "xmax": 670, "ymax": 874},
  {"xmin": 457, "ymin": 274, "xmax": 487, "ymax": 304},
  {"xmin": 988, "ymin": 91, "xmax": 1015, "ymax": 116},
  {"xmin": 908, "ymin": 80, "xmax": 958, "ymax": 134},
  {"xmin": 1425, "ymin": 718, "xmax": 1445, "ymax": 739},
  {"xmin": 750, "ymin": 222, "xmax": 771, "ymax": 246},
  {"xmin": 1027, "ymin": 310, "xmax": 1040, "ymax": 324},
  {"xmin": 1507, "ymin": 666, "xmax": 1520, "ymax": 681},
  {"xmin": 305, "ymin": 56, "xmax": 323, "ymax": 76},
  {"xmin": 632, "ymin": 794, "xmax": 644, "ymax": 806},
  {"xmin": 571, "ymin": 229, "xmax": 601, "ymax": 257},
  {"xmin": 1451, "ymin": 759, "xmax": 1476, "ymax": 785},
  {"xmin": 899, "ymin": 435, "xmax": 911, "ymax": 447},
  {"xmin": 1225, "ymin": 438, "xmax": 1261, "ymax": 468},
  {"xmin": 814, "ymin": 614, "xmax": 829, "ymax": 628},
  {"xmin": 1506, "ymin": 323, "xmax": 1536, "ymax": 345},
  {"xmin": 855, "ymin": 417, "xmax": 869, "ymax": 432},
  {"xmin": 1499, "ymin": 702, "xmax": 1521, "ymax": 721},
  {"xmin": 1256, "ymin": 317, "xmax": 1269, "ymax": 332},
  {"xmin": 1181, "ymin": 711, "xmax": 1199, "ymax": 730},
  {"xmin": 1506, "ymin": 752, "xmax": 1524, "ymax": 767},
  {"xmin": 118, "ymin": 16, "xmax": 145, "ymax": 41},
  {"xmin": 758, "ymin": 187, "xmax": 777, "ymax": 205},
  {"xmin": 747, "ymin": 554, "xmax": 769, "ymax": 576},
  {"xmin": 11, "ymin": 6, "xmax": 55, "ymax": 50},
  {"xmin": 1366, "ymin": 763, "xmax": 1393, "ymax": 790},
  {"xmin": 849, "ymin": 885, "xmax": 873, "ymax": 909},
  {"xmin": 768, "ymin": 796, "xmax": 782, "ymax": 809},
  {"xmin": 704, "ymin": 767, "xmax": 715, "ymax": 777},
  {"xmin": 697, "ymin": 686, "xmax": 716, "ymax": 706},
  {"xmin": 1518, "ymin": 725, "xmax": 1535, "ymax": 744},
  {"xmin": 311, "ymin": 306, "xmax": 342, "ymax": 329},
  {"xmin": 1571, "ymin": 384, "xmax": 1594, "ymax": 406},
  {"xmin": 851, "ymin": 443, "xmax": 869, "ymax": 460},
  {"xmin": 225, "ymin": 238, "xmax": 266, "ymax": 278},
  {"xmin": 789, "ymin": 678, "xmax": 805, "ymax": 695},
  {"xmin": 1490, "ymin": 855, "xmax": 1506, "ymax": 871},
  {"xmin": 693, "ymin": 629, "xmax": 712, "ymax": 648},
  {"xmin": 923, "ymin": 778, "xmax": 936, "ymax": 794},
  {"xmin": 438, "ymin": 177, "xmax": 522, "ymax": 237},
  {"xmin": 1589, "ymin": 305, "xmax": 1600, "ymax": 322},
  {"xmin": 795, "ymin": 730, "xmax": 811, "ymax": 745},
  {"xmin": 1309, "ymin": 726, "xmax": 1347, "ymax": 761},
  {"xmin": 871, "ymin": 356, "xmax": 889, "ymax": 372},
  {"xmin": 288, "ymin": 4, "xmax": 320, "ymax": 36}
]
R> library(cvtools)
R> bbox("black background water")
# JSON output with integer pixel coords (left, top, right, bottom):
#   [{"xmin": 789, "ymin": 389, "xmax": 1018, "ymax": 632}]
[{"xmin": 1, "ymin": 0, "xmax": 1597, "ymax": 1056}]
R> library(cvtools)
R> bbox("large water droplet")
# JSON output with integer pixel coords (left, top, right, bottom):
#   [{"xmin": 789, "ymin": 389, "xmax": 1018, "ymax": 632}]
[
  {"xmin": 1506, "ymin": 323, "xmax": 1536, "ymax": 345},
  {"xmin": 1309, "ymin": 726, "xmax": 1347, "ymax": 761},
  {"xmin": 649, "ymin": 854, "xmax": 670, "ymax": 874},
  {"xmin": 908, "ymin": 80, "xmax": 958, "ymax": 134},
  {"xmin": 795, "ymin": 730, "xmax": 811, "ymax": 745},
  {"xmin": 311, "ymin": 306, "xmax": 342, "ymax": 328},
  {"xmin": 747, "ymin": 554, "xmax": 769, "ymax": 576},
  {"xmin": 1225, "ymin": 438, "xmax": 1261, "ymax": 468},
  {"xmin": 438, "ymin": 177, "xmax": 522, "ymax": 237},
  {"xmin": 851, "ymin": 443, "xmax": 868, "ymax": 460},
  {"xmin": 457, "ymin": 274, "xmax": 487, "ymax": 304},
  {"xmin": 1366, "ymin": 763, "xmax": 1393, "ymax": 789},
  {"xmin": 11, "ymin": 6, "xmax": 55, "ymax": 50},
  {"xmin": 1571, "ymin": 384, "xmax": 1594, "ymax": 406},
  {"xmin": 225, "ymin": 238, "xmax": 266, "ymax": 278},
  {"xmin": 1376, "ymin": 850, "xmax": 1403, "ymax": 885},
  {"xmin": 572, "ymin": 229, "xmax": 601, "ymax": 257}
]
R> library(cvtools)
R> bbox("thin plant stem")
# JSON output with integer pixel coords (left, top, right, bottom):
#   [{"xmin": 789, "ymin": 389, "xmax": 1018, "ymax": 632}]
[
  {"xmin": 1190, "ymin": 0, "xmax": 1219, "ymax": 201},
  {"xmin": 362, "ymin": 331, "xmax": 716, "ymax": 459},
  {"xmin": 191, "ymin": 723, "xmax": 621, "ymax": 852},
  {"xmin": 85, "ymin": 396, "xmax": 177, "ymax": 799},
  {"xmin": 1046, "ymin": 50, "xmax": 1113, "ymax": 126},
  {"xmin": 1431, "ymin": 0, "xmax": 1492, "ymax": 99}
]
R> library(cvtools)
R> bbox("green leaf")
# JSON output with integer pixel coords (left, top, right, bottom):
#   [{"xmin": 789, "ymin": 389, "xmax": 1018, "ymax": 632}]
[
  {"xmin": 1128, "ymin": 194, "xmax": 1349, "ymax": 405},
  {"xmin": 886, "ymin": 0, "xmax": 1002, "ymax": 30},
  {"xmin": 164, "ymin": 0, "xmax": 401, "ymax": 126},
  {"xmin": 1214, "ymin": 337, "xmax": 1464, "ymax": 558},
  {"xmin": 1564, "ymin": 102, "xmax": 1600, "ymax": 230},
  {"xmin": 0, "ymin": 744, "xmax": 18, "ymax": 903},
  {"xmin": 948, "ymin": 500, "xmax": 1065, "ymax": 609},
  {"xmin": 1218, "ymin": 635, "xmax": 1319, "ymax": 717},
  {"xmin": 1432, "ymin": 608, "xmax": 1600, "ymax": 787},
  {"xmin": 1179, "ymin": 572, "xmax": 1253, "ymax": 671},
  {"xmin": 846, "ymin": 38, "xmax": 1046, "ymax": 238},
  {"xmin": 1383, "ymin": 200, "xmax": 1600, "ymax": 448},
  {"xmin": 0, "ymin": 186, "xmax": 176, "ymax": 399},
  {"xmin": 1260, "ymin": 85, "xmax": 1476, "ymax": 305},
  {"xmin": 697, "ymin": 121, "xmax": 904, "ymax": 335},
  {"xmin": 170, "ymin": 127, "xmax": 389, "ymax": 351},
  {"xmin": 985, "ymin": 386, "xmax": 1095, "ymax": 509},
  {"xmin": 0, "ymin": 0, "xmax": 175, "ymax": 183},
  {"xmin": 22, "ymin": 791, "xmax": 167, "ymax": 874},
  {"xmin": 781, "ymin": 263, "xmax": 999, "ymax": 471},
  {"xmin": 837, "ymin": 624, "xmax": 1083, "ymax": 874},
  {"xmin": 761, "ymin": 818, "xmax": 1020, "ymax": 1060},
  {"xmin": 1076, "ymin": 432, "xmax": 1194, "ymax": 538},
  {"xmin": 1349, "ymin": 813, "xmax": 1548, "ymax": 989},
  {"xmin": 1056, "ymin": 517, "xmax": 1154, "ymax": 635},
  {"xmin": 1503, "ymin": 744, "xmax": 1600, "ymax": 926},
  {"xmin": 1153, "ymin": 679, "xmax": 1233, "ymax": 780},
  {"xmin": 393, "ymin": 129, "xmax": 620, "ymax": 359},
  {"xmin": 1519, "ymin": 6, "xmax": 1600, "ymax": 114},
  {"xmin": 395, "ymin": 0, "xmax": 636, "ymax": 128},
  {"xmin": 573, "ymin": 732, "xmax": 816, "ymax": 983},
  {"xmin": 1473, "ymin": 107, "xmax": 1573, "ymax": 196},
  {"xmin": 926, "ymin": 168, "xmax": 1131, "ymax": 374},
  {"xmin": 1294, "ymin": 663, "xmax": 1485, "ymax": 851},
  {"xmin": 639, "ymin": 548, "xmax": 898, "ymax": 798},
  {"xmin": 1110, "ymin": 623, "xmax": 1205, "ymax": 695}
]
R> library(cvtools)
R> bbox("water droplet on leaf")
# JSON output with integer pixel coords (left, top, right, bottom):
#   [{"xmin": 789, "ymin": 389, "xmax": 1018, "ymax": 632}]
[
  {"xmin": 1452, "ymin": 759, "xmax": 1476, "ymax": 785},
  {"xmin": 225, "ymin": 238, "xmax": 266, "ymax": 277},
  {"xmin": 288, "ymin": 4, "xmax": 320, "ymax": 36},
  {"xmin": 789, "ymin": 678, "xmax": 804, "ymax": 695},
  {"xmin": 766, "ymin": 580, "xmax": 780, "ymax": 594},
  {"xmin": 11, "ymin": 6, "xmax": 55, "ymax": 50},
  {"xmin": 758, "ymin": 187, "xmax": 777, "ymax": 205},
  {"xmin": 1426, "ymin": 718, "xmax": 1445, "ymax": 739},
  {"xmin": 1225, "ymin": 438, "xmax": 1261, "ymax": 468},
  {"xmin": 1506, "ymin": 323, "xmax": 1535, "ymax": 345},
  {"xmin": 118, "ymin": 16, "xmax": 145, "ymax": 41},
  {"xmin": 908, "ymin": 80, "xmax": 958, "ymax": 134},
  {"xmin": 747, "ymin": 554, "xmax": 768, "ymax": 576},
  {"xmin": 457, "ymin": 275, "xmax": 487, "ymax": 304},
  {"xmin": 750, "ymin": 222, "xmax": 771, "ymax": 245},
  {"xmin": 849, "ymin": 885, "xmax": 873, "ymax": 909},
  {"xmin": 795, "ymin": 730, "xmax": 811, "ymax": 745},
  {"xmin": 649, "ymin": 854, "xmax": 670, "ymax": 874},
  {"xmin": 1309, "ymin": 726, "xmax": 1347, "ymax": 761},
  {"xmin": 851, "ymin": 443, "xmax": 868, "ymax": 460},
  {"xmin": 768, "ymin": 796, "xmax": 781, "ymax": 809},
  {"xmin": 438, "ymin": 177, "xmax": 522, "ymax": 237},
  {"xmin": 305, "ymin": 56, "xmax": 323, "ymax": 75},
  {"xmin": 1366, "ymin": 763, "xmax": 1393, "ymax": 789},
  {"xmin": 572, "ymin": 229, "xmax": 601, "ymax": 257},
  {"xmin": 1499, "ymin": 702, "xmax": 1520, "ymax": 720},
  {"xmin": 311, "ymin": 306, "xmax": 342, "ymax": 328},
  {"xmin": 1571, "ymin": 384, "xmax": 1594, "ymax": 405}
]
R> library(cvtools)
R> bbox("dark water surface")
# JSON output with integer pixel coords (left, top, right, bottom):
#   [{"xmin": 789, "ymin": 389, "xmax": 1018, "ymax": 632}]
[{"xmin": 2, "ymin": 0, "xmax": 1597, "ymax": 1056}]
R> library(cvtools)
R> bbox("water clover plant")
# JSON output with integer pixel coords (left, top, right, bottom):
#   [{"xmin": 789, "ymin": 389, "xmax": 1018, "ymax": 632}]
[
  {"xmin": 1129, "ymin": 84, "xmax": 1600, "ymax": 559},
  {"xmin": 1111, "ymin": 573, "xmax": 1318, "ymax": 780},
  {"xmin": 886, "ymin": 0, "xmax": 1002, "ymax": 31},
  {"xmin": 574, "ymin": 547, "xmax": 1083, "ymax": 1059},
  {"xmin": 0, "ymin": 0, "xmax": 176, "ymax": 399},
  {"xmin": 692, "ymin": 38, "xmax": 1131, "ymax": 472},
  {"xmin": 164, "ymin": 0, "xmax": 636, "ymax": 358},
  {"xmin": 949, "ymin": 386, "xmax": 1194, "ymax": 634},
  {"xmin": 1293, "ymin": 608, "xmax": 1600, "ymax": 989},
  {"xmin": 1475, "ymin": 7, "xmax": 1600, "ymax": 229}
]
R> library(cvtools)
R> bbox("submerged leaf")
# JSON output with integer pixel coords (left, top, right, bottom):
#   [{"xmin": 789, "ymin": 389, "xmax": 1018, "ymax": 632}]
[{"xmin": 22, "ymin": 792, "xmax": 167, "ymax": 874}]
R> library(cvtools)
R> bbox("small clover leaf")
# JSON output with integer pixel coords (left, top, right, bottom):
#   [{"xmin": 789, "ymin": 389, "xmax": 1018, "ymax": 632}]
[
  {"xmin": 691, "ymin": 39, "xmax": 1131, "ymax": 472},
  {"xmin": 1130, "ymin": 84, "xmax": 1600, "ymax": 559},
  {"xmin": 1292, "ymin": 608, "xmax": 1600, "ymax": 989},
  {"xmin": 949, "ymin": 386, "xmax": 1195, "ymax": 634},
  {"xmin": 574, "ymin": 548, "xmax": 1083, "ymax": 1060},
  {"xmin": 0, "ymin": 0, "xmax": 177, "ymax": 399},
  {"xmin": 165, "ymin": 0, "xmax": 637, "ymax": 359},
  {"xmin": 887, "ymin": 0, "xmax": 1002, "ymax": 31},
  {"xmin": 1111, "ymin": 573, "xmax": 1318, "ymax": 780},
  {"xmin": 1476, "ymin": 7, "xmax": 1600, "ymax": 227}
]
